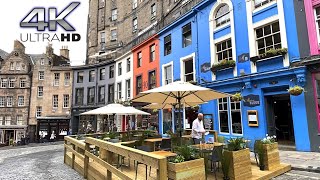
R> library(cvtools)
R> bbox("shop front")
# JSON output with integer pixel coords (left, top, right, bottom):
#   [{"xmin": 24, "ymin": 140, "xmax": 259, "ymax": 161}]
[
  {"xmin": 37, "ymin": 117, "xmax": 70, "ymax": 142},
  {"xmin": 0, "ymin": 126, "xmax": 27, "ymax": 145},
  {"xmin": 201, "ymin": 67, "xmax": 311, "ymax": 151}
]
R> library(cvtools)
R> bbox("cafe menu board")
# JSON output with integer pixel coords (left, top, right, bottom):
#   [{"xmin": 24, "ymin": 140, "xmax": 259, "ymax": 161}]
[
  {"xmin": 203, "ymin": 114, "xmax": 213, "ymax": 130},
  {"xmin": 247, "ymin": 110, "xmax": 259, "ymax": 127}
]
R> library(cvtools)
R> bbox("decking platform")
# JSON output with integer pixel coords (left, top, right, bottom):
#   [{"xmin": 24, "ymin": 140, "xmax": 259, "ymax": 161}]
[{"xmin": 65, "ymin": 152, "xmax": 291, "ymax": 180}]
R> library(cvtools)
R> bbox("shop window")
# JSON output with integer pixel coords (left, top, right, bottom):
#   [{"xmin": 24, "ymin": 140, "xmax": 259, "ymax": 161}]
[
  {"xmin": 216, "ymin": 39, "xmax": 232, "ymax": 61},
  {"xmin": 164, "ymin": 64, "xmax": 173, "ymax": 85},
  {"xmin": 77, "ymin": 71, "xmax": 84, "ymax": 83},
  {"xmin": 164, "ymin": 34, "xmax": 172, "ymax": 56},
  {"xmin": 215, "ymin": 4, "xmax": 230, "ymax": 28},
  {"xmin": 254, "ymin": 0, "xmax": 274, "ymax": 8},
  {"xmin": 183, "ymin": 59, "xmax": 194, "ymax": 82},
  {"xmin": 256, "ymin": 21, "xmax": 281, "ymax": 55},
  {"xmin": 218, "ymin": 97, "xmax": 243, "ymax": 134},
  {"xmin": 75, "ymin": 88, "xmax": 84, "ymax": 105},
  {"xmin": 98, "ymin": 86, "xmax": 105, "ymax": 103},
  {"xmin": 89, "ymin": 70, "xmax": 95, "ymax": 82},
  {"xmin": 100, "ymin": 68, "xmax": 105, "ymax": 80},
  {"xmin": 136, "ymin": 76, "xmax": 142, "ymax": 95},
  {"xmin": 108, "ymin": 84, "xmax": 115, "ymax": 103},
  {"xmin": 87, "ymin": 87, "xmax": 95, "ymax": 104},
  {"xmin": 163, "ymin": 109, "xmax": 173, "ymax": 134},
  {"xmin": 182, "ymin": 23, "xmax": 192, "ymax": 47}
]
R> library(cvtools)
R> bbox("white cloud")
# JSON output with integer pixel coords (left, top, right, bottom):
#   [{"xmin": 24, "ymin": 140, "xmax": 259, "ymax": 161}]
[{"xmin": 0, "ymin": 0, "xmax": 89, "ymax": 65}]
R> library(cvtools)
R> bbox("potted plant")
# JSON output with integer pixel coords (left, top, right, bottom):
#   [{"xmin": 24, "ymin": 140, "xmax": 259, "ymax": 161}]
[
  {"xmin": 211, "ymin": 59, "xmax": 236, "ymax": 73},
  {"xmin": 107, "ymin": 131, "xmax": 120, "ymax": 143},
  {"xmin": 259, "ymin": 134, "xmax": 280, "ymax": 170},
  {"xmin": 288, "ymin": 85, "xmax": 304, "ymax": 96},
  {"xmin": 250, "ymin": 48, "xmax": 288, "ymax": 63},
  {"xmin": 231, "ymin": 93, "xmax": 242, "ymax": 102},
  {"xmin": 167, "ymin": 145, "xmax": 205, "ymax": 180},
  {"xmin": 225, "ymin": 137, "xmax": 252, "ymax": 180}
]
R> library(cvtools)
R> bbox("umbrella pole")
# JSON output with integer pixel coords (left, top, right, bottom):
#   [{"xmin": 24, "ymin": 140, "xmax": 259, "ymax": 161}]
[{"xmin": 178, "ymin": 96, "xmax": 182, "ymax": 145}]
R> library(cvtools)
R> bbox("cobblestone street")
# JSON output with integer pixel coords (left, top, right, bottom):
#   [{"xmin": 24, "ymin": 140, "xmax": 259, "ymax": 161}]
[
  {"xmin": 0, "ymin": 144, "xmax": 84, "ymax": 180},
  {"xmin": 0, "ymin": 144, "xmax": 319, "ymax": 180}
]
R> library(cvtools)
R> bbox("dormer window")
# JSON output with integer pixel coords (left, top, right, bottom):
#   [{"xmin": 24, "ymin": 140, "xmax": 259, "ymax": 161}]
[{"xmin": 215, "ymin": 4, "xmax": 230, "ymax": 28}]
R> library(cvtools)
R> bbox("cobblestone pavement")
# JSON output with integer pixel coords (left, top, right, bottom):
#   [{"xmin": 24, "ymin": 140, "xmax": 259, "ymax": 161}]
[
  {"xmin": 273, "ymin": 170, "xmax": 320, "ymax": 180},
  {"xmin": 0, "ymin": 144, "xmax": 84, "ymax": 180}
]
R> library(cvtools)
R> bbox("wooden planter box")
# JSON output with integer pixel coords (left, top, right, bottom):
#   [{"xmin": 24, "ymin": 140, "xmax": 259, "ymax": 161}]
[
  {"xmin": 262, "ymin": 142, "xmax": 280, "ymax": 170},
  {"xmin": 167, "ymin": 158, "xmax": 205, "ymax": 180},
  {"xmin": 225, "ymin": 148, "xmax": 252, "ymax": 180}
]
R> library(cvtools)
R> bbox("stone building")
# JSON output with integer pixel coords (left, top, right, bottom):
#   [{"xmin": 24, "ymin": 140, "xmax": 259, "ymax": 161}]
[
  {"xmin": 87, "ymin": 0, "xmax": 203, "ymax": 64},
  {"xmin": 0, "ymin": 41, "xmax": 32, "ymax": 145},
  {"xmin": 29, "ymin": 45, "xmax": 73, "ymax": 142}
]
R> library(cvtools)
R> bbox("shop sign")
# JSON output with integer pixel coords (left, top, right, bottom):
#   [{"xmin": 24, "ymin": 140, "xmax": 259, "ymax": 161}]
[
  {"xmin": 201, "ymin": 62, "xmax": 211, "ymax": 73},
  {"xmin": 238, "ymin": 53, "xmax": 249, "ymax": 63},
  {"xmin": 243, "ymin": 94, "xmax": 260, "ymax": 107}
]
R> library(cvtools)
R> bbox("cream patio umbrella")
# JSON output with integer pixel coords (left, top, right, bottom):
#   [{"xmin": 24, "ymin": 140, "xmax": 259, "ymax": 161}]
[
  {"xmin": 142, "ymin": 102, "xmax": 206, "ymax": 110},
  {"xmin": 132, "ymin": 81, "xmax": 231, "ymax": 137}
]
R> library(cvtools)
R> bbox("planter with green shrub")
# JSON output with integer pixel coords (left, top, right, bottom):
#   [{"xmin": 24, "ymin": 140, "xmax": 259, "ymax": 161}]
[
  {"xmin": 255, "ymin": 135, "xmax": 280, "ymax": 171},
  {"xmin": 211, "ymin": 60, "xmax": 236, "ymax": 73},
  {"xmin": 250, "ymin": 48, "xmax": 288, "ymax": 63}
]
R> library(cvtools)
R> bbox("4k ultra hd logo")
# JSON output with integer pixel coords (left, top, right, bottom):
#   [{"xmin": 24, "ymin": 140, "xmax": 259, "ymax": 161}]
[{"xmin": 20, "ymin": 2, "xmax": 81, "ymax": 42}]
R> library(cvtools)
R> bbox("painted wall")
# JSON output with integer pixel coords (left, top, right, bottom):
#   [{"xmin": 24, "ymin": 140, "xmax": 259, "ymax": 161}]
[
  {"xmin": 114, "ymin": 52, "xmax": 134, "ymax": 101},
  {"xmin": 304, "ymin": 0, "xmax": 320, "ymax": 55},
  {"xmin": 132, "ymin": 35, "xmax": 160, "ymax": 97}
]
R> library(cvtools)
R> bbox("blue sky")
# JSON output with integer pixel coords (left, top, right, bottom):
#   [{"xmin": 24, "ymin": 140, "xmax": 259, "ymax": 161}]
[{"xmin": 0, "ymin": 0, "xmax": 89, "ymax": 65}]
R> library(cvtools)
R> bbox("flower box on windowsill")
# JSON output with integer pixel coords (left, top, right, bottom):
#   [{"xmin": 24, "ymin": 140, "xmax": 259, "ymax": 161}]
[
  {"xmin": 211, "ymin": 60, "xmax": 236, "ymax": 74},
  {"xmin": 250, "ymin": 48, "xmax": 288, "ymax": 64}
]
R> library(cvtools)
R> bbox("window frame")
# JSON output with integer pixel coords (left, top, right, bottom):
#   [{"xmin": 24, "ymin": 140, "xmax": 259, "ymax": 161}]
[
  {"xmin": 109, "ymin": 65, "xmax": 114, "ymax": 79},
  {"xmin": 75, "ymin": 88, "xmax": 84, "ymax": 106},
  {"xmin": 89, "ymin": 70, "xmax": 95, "ymax": 82},
  {"xmin": 53, "ymin": 95, "xmax": 59, "ymax": 108},
  {"xmin": 36, "ymin": 106, "xmax": 42, "ymax": 117},
  {"xmin": 148, "ymin": 70, "xmax": 156, "ymax": 90},
  {"xmin": 63, "ymin": 94, "xmax": 70, "ymax": 108},
  {"xmin": 183, "ymin": 58, "xmax": 194, "ymax": 82},
  {"xmin": 108, "ymin": 84, "xmax": 115, "ymax": 103},
  {"xmin": 64, "ymin": 72, "xmax": 70, "ymax": 86},
  {"xmin": 215, "ymin": 4, "xmax": 230, "ymax": 28},
  {"xmin": 136, "ymin": 75, "xmax": 142, "ymax": 95},
  {"xmin": 1, "ymin": 79, "xmax": 7, "ymax": 88},
  {"xmin": 98, "ymin": 85, "xmax": 105, "ymax": 104},
  {"xmin": 39, "ymin": 71, "xmax": 45, "ymax": 80},
  {"xmin": 5, "ymin": 116, "xmax": 11, "ymax": 126},
  {"xmin": 17, "ymin": 115, "xmax": 23, "ymax": 125},
  {"xmin": 255, "ymin": 21, "xmax": 281, "ymax": 55},
  {"xmin": 20, "ymin": 78, "xmax": 26, "ymax": 88},
  {"xmin": 164, "ymin": 34, "xmax": 172, "ymax": 56},
  {"xmin": 0, "ymin": 96, "xmax": 5, "ymax": 107},
  {"xmin": 38, "ymin": 86, "xmax": 43, "ymax": 97},
  {"xmin": 182, "ymin": 23, "xmax": 192, "ymax": 48},
  {"xmin": 117, "ymin": 82, "xmax": 122, "ymax": 100},
  {"xmin": 77, "ymin": 71, "xmax": 84, "ymax": 83},
  {"xmin": 7, "ymin": 96, "xmax": 13, "ymax": 107},
  {"xmin": 54, "ymin": 73, "xmax": 60, "ymax": 86},
  {"xmin": 137, "ymin": 52, "xmax": 142, "ymax": 68},
  {"xmin": 87, "ymin": 87, "xmax": 95, "ymax": 104},
  {"xmin": 125, "ymin": 79, "xmax": 131, "ymax": 100},
  {"xmin": 118, "ymin": 62, "xmax": 122, "ymax": 76},
  {"xmin": 133, "ymin": 18, "xmax": 138, "ymax": 32},
  {"xmin": 111, "ymin": 8, "xmax": 118, "ymax": 21},
  {"xmin": 163, "ymin": 64, "xmax": 173, "ymax": 85},
  {"xmin": 18, "ymin": 96, "xmax": 24, "ymax": 106},
  {"xmin": 151, "ymin": 3, "xmax": 156, "ymax": 18},
  {"xmin": 100, "ymin": 68, "xmax": 106, "ymax": 80},
  {"xmin": 216, "ymin": 39, "xmax": 233, "ymax": 62},
  {"xmin": 150, "ymin": 44, "xmax": 156, "ymax": 62},
  {"xmin": 127, "ymin": 58, "xmax": 131, "ymax": 72},
  {"xmin": 8, "ymin": 78, "xmax": 15, "ymax": 88},
  {"xmin": 111, "ymin": 29, "xmax": 117, "ymax": 41},
  {"xmin": 100, "ymin": 32, "xmax": 106, "ymax": 44},
  {"xmin": 254, "ymin": 0, "xmax": 274, "ymax": 9}
]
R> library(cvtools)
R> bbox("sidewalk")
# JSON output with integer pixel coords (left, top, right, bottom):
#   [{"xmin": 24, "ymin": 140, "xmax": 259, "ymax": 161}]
[
  {"xmin": 279, "ymin": 150, "xmax": 320, "ymax": 173},
  {"xmin": 0, "ymin": 141, "xmax": 63, "ymax": 150}
]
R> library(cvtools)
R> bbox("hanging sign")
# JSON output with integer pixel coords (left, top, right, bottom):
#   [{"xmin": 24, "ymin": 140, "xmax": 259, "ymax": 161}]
[{"xmin": 201, "ymin": 62, "xmax": 211, "ymax": 73}]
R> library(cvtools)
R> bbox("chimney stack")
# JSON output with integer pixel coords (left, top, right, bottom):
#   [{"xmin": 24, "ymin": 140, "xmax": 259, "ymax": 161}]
[
  {"xmin": 14, "ymin": 40, "xmax": 25, "ymax": 53},
  {"xmin": 60, "ymin": 46, "xmax": 69, "ymax": 59},
  {"xmin": 46, "ymin": 43, "xmax": 54, "ymax": 57}
]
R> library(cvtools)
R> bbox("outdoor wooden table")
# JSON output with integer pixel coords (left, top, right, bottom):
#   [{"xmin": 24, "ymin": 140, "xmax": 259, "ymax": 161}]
[
  {"xmin": 184, "ymin": 129, "xmax": 218, "ymax": 142},
  {"xmin": 191, "ymin": 142, "xmax": 225, "ymax": 151},
  {"xmin": 119, "ymin": 140, "xmax": 137, "ymax": 145},
  {"xmin": 149, "ymin": 150, "xmax": 177, "ymax": 158},
  {"xmin": 144, "ymin": 137, "xmax": 170, "ymax": 151}
]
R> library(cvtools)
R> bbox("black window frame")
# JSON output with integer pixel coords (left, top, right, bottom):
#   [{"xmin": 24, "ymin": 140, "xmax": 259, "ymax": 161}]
[
  {"xmin": 75, "ymin": 88, "xmax": 84, "ymax": 105},
  {"xmin": 164, "ymin": 34, "xmax": 172, "ymax": 56},
  {"xmin": 108, "ymin": 84, "xmax": 115, "ymax": 103},
  {"xmin": 89, "ymin": 70, "xmax": 95, "ymax": 82},
  {"xmin": 77, "ymin": 71, "xmax": 84, "ymax": 83},
  {"xmin": 136, "ymin": 75, "xmax": 142, "ymax": 95},
  {"xmin": 182, "ymin": 23, "xmax": 192, "ymax": 48},
  {"xmin": 87, "ymin": 87, "xmax": 95, "ymax": 105},
  {"xmin": 100, "ymin": 68, "xmax": 105, "ymax": 80},
  {"xmin": 98, "ymin": 85, "xmax": 105, "ymax": 104},
  {"xmin": 109, "ymin": 65, "xmax": 114, "ymax": 79},
  {"xmin": 148, "ymin": 70, "xmax": 156, "ymax": 90}
]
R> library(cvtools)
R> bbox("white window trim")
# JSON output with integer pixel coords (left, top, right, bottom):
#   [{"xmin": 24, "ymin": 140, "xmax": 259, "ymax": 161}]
[
  {"xmin": 252, "ymin": 0, "xmax": 277, "ymax": 14},
  {"xmin": 116, "ymin": 81, "xmax": 123, "ymax": 101},
  {"xmin": 209, "ymin": 0, "xmax": 237, "ymax": 81},
  {"xmin": 229, "ymin": 99, "xmax": 243, "ymax": 136},
  {"xmin": 125, "ymin": 78, "xmax": 132, "ymax": 100},
  {"xmin": 63, "ymin": 95, "xmax": 69, "ymax": 108},
  {"xmin": 161, "ymin": 61, "xmax": 174, "ymax": 86},
  {"xmin": 39, "ymin": 71, "xmax": 44, "ymax": 80},
  {"xmin": 180, "ymin": 53, "xmax": 196, "ymax": 82},
  {"xmin": 246, "ymin": 0, "xmax": 288, "ymax": 73},
  {"xmin": 217, "ymin": 98, "xmax": 230, "ymax": 135},
  {"xmin": 53, "ymin": 95, "xmax": 58, "ymax": 109},
  {"xmin": 18, "ymin": 96, "xmax": 24, "ymax": 106},
  {"xmin": 314, "ymin": 8, "xmax": 320, "ymax": 46}
]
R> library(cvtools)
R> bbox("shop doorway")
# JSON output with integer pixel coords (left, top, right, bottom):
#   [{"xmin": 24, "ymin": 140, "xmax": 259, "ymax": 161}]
[
  {"xmin": 265, "ymin": 94, "xmax": 295, "ymax": 147},
  {"xmin": 4, "ymin": 130, "xmax": 14, "ymax": 145}
]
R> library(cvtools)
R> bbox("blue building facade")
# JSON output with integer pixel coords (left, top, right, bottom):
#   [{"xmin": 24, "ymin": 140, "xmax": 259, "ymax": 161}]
[{"xmin": 158, "ymin": 0, "xmax": 311, "ymax": 151}]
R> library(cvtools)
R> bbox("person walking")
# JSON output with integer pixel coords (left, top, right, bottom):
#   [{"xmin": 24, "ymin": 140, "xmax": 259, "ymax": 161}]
[{"xmin": 191, "ymin": 113, "xmax": 206, "ymax": 144}]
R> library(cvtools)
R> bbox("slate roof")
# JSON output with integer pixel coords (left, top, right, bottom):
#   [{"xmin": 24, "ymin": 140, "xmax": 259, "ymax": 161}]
[{"xmin": 0, "ymin": 49, "xmax": 8, "ymax": 59}]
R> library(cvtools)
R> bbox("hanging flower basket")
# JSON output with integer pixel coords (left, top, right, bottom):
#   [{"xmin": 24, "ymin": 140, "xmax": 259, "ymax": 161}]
[
  {"xmin": 288, "ymin": 85, "xmax": 304, "ymax": 96},
  {"xmin": 211, "ymin": 60, "xmax": 236, "ymax": 73},
  {"xmin": 231, "ymin": 93, "xmax": 243, "ymax": 102}
]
